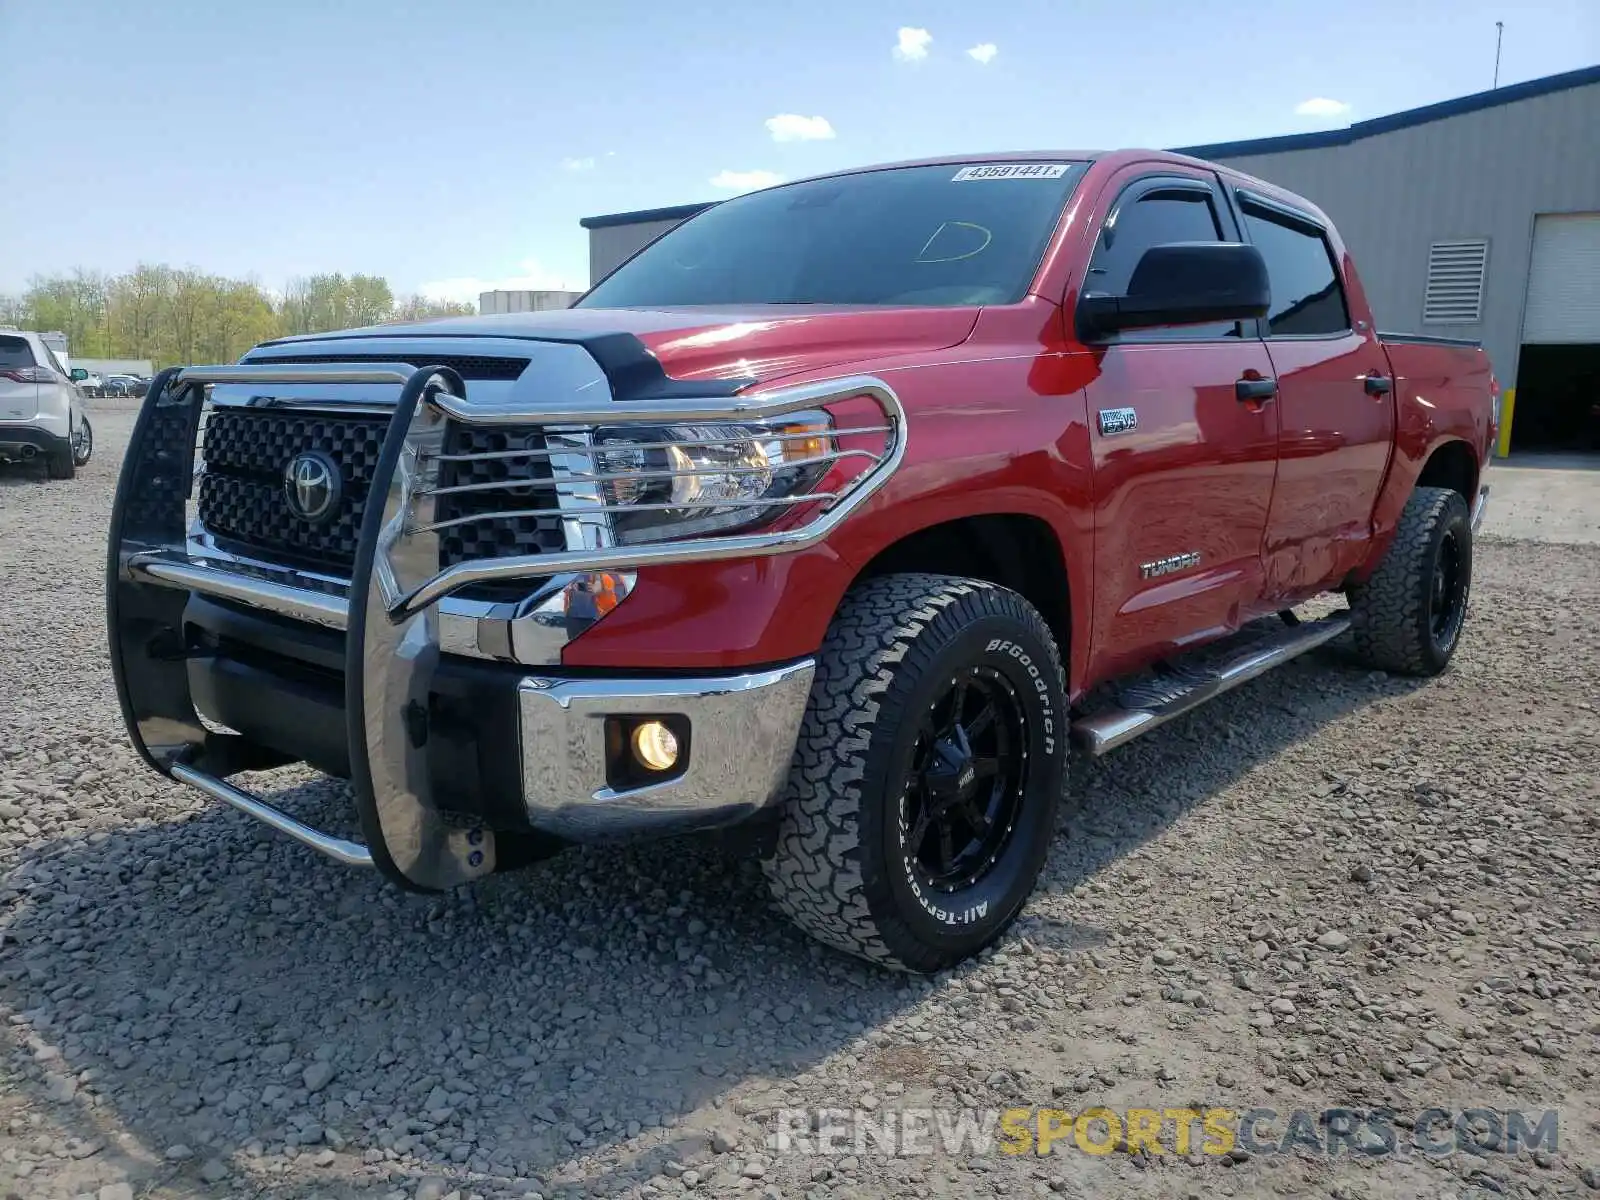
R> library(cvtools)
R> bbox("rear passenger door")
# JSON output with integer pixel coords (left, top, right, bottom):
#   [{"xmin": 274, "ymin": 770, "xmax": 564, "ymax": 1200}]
[
  {"xmin": 1080, "ymin": 167, "xmax": 1280, "ymax": 684},
  {"xmin": 1237, "ymin": 189, "xmax": 1395, "ymax": 601}
]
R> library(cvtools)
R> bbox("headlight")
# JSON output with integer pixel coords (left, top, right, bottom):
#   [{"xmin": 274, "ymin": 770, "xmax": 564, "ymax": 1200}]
[{"xmin": 593, "ymin": 410, "xmax": 835, "ymax": 544}]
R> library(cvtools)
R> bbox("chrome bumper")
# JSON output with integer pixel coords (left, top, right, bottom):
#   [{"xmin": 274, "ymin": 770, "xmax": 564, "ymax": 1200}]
[
  {"xmin": 106, "ymin": 359, "xmax": 881, "ymax": 891},
  {"xmin": 1472, "ymin": 484, "xmax": 1490, "ymax": 533},
  {"xmin": 518, "ymin": 662, "xmax": 813, "ymax": 840},
  {"xmin": 165, "ymin": 661, "xmax": 813, "ymax": 862}
]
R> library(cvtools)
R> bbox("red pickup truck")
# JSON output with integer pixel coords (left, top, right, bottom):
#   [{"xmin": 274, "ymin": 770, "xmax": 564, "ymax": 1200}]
[{"xmin": 107, "ymin": 150, "xmax": 1495, "ymax": 972}]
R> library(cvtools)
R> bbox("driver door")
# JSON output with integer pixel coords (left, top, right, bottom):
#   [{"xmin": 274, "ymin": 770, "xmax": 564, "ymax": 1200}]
[{"xmin": 1078, "ymin": 167, "xmax": 1281, "ymax": 683}]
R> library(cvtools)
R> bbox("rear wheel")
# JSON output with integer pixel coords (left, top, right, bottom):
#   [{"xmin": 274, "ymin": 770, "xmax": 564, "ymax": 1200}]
[
  {"xmin": 1348, "ymin": 486, "xmax": 1471, "ymax": 675},
  {"xmin": 764, "ymin": 574, "xmax": 1067, "ymax": 972},
  {"xmin": 72, "ymin": 416, "xmax": 93, "ymax": 466},
  {"xmin": 45, "ymin": 442, "xmax": 75, "ymax": 480}
]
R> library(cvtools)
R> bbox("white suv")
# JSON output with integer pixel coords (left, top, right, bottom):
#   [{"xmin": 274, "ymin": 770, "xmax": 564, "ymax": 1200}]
[{"xmin": 0, "ymin": 330, "xmax": 94, "ymax": 479}]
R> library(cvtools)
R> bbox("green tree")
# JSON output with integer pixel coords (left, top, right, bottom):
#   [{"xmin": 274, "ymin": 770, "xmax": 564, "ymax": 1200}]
[
  {"xmin": 280, "ymin": 272, "xmax": 396, "ymax": 334},
  {"xmin": 4, "ymin": 264, "xmax": 475, "ymax": 365},
  {"xmin": 391, "ymin": 295, "xmax": 476, "ymax": 322}
]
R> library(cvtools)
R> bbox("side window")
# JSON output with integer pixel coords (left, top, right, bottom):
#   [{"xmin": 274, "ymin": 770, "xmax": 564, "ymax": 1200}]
[
  {"xmin": 1241, "ymin": 205, "xmax": 1350, "ymax": 336},
  {"xmin": 1087, "ymin": 184, "xmax": 1237, "ymax": 339}
]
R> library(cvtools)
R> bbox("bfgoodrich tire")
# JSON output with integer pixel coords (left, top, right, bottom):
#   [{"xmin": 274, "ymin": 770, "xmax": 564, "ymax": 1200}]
[
  {"xmin": 1348, "ymin": 485, "xmax": 1471, "ymax": 676},
  {"xmin": 764, "ymin": 574, "xmax": 1068, "ymax": 972}
]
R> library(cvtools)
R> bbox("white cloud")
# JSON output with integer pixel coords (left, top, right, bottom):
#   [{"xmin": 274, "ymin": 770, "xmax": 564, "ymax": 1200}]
[
  {"xmin": 967, "ymin": 42, "xmax": 997, "ymax": 65},
  {"xmin": 709, "ymin": 169, "xmax": 785, "ymax": 192},
  {"xmin": 418, "ymin": 257, "xmax": 580, "ymax": 305},
  {"xmin": 1294, "ymin": 97, "xmax": 1351, "ymax": 118},
  {"xmin": 765, "ymin": 113, "xmax": 836, "ymax": 142},
  {"xmin": 561, "ymin": 156, "xmax": 597, "ymax": 171},
  {"xmin": 893, "ymin": 26, "xmax": 932, "ymax": 62}
]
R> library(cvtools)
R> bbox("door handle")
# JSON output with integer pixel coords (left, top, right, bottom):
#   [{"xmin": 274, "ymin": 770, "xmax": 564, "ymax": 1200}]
[
  {"xmin": 1364, "ymin": 374, "xmax": 1392, "ymax": 396},
  {"xmin": 1236, "ymin": 377, "xmax": 1278, "ymax": 403}
]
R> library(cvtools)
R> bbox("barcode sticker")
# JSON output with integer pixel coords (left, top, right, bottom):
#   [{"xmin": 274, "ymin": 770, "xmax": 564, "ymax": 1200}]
[{"xmin": 951, "ymin": 163, "xmax": 1070, "ymax": 182}]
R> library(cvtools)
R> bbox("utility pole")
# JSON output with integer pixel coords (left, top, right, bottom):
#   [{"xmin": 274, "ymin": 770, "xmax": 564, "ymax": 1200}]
[{"xmin": 1493, "ymin": 21, "xmax": 1504, "ymax": 88}]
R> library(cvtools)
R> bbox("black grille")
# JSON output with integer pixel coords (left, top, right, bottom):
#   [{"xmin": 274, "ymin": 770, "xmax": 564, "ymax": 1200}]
[
  {"xmin": 248, "ymin": 353, "xmax": 529, "ymax": 381},
  {"xmin": 435, "ymin": 424, "xmax": 564, "ymax": 599},
  {"xmin": 123, "ymin": 401, "xmax": 201, "ymax": 535},
  {"xmin": 196, "ymin": 409, "xmax": 565, "ymax": 595},
  {"xmin": 198, "ymin": 409, "xmax": 387, "ymax": 573}
]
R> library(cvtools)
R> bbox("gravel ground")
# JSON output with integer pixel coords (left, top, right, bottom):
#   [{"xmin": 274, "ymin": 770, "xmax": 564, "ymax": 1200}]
[{"xmin": 1, "ymin": 411, "xmax": 1596, "ymax": 1200}]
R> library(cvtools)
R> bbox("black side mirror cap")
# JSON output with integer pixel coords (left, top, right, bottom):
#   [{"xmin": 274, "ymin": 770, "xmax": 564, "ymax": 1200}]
[{"xmin": 1079, "ymin": 241, "xmax": 1270, "ymax": 340}]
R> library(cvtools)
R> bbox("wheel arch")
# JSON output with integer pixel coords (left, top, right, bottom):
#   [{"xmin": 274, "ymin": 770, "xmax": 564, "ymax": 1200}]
[
  {"xmin": 1415, "ymin": 437, "xmax": 1478, "ymax": 507},
  {"xmin": 848, "ymin": 511, "xmax": 1075, "ymax": 672}
]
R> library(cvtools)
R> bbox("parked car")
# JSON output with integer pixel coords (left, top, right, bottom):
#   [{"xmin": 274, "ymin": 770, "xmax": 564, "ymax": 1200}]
[
  {"xmin": 75, "ymin": 371, "xmax": 105, "ymax": 398},
  {"xmin": 103, "ymin": 374, "xmax": 148, "ymax": 397},
  {"xmin": 106, "ymin": 150, "xmax": 1495, "ymax": 971},
  {"xmin": 0, "ymin": 330, "xmax": 94, "ymax": 478}
]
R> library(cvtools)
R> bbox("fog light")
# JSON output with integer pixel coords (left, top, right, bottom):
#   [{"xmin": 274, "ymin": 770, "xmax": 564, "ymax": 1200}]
[{"xmin": 631, "ymin": 721, "xmax": 680, "ymax": 771}]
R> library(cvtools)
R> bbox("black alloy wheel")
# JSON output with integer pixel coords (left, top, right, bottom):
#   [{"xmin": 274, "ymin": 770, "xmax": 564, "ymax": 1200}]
[
  {"xmin": 765, "ymin": 574, "xmax": 1068, "ymax": 972},
  {"xmin": 1349, "ymin": 485, "xmax": 1472, "ymax": 676},
  {"xmin": 902, "ymin": 666, "xmax": 1028, "ymax": 894},
  {"xmin": 1429, "ymin": 526, "xmax": 1466, "ymax": 650}
]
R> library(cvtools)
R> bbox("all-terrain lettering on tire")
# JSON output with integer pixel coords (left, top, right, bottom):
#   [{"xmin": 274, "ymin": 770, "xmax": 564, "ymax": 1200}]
[{"xmin": 763, "ymin": 573, "xmax": 1068, "ymax": 972}]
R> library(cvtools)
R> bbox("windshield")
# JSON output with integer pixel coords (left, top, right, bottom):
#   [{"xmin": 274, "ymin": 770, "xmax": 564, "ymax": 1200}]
[{"xmin": 580, "ymin": 162, "xmax": 1088, "ymax": 309}]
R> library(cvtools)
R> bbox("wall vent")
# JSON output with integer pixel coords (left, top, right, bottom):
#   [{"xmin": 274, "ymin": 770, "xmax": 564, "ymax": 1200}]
[{"xmin": 1422, "ymin": 239, "xmax": 1489, "ymax": 324}]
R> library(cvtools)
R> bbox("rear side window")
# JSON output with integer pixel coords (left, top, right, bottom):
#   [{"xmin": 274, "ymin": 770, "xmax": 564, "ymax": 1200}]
[
  {"xmin": 0, "ymin": 337, "xmax": 37, "ymax": 370},
  {"xmin": 1241, "ymin": 205, "xmax": 1350, "ymax": 335},
  {"xmin": 1087, "ymin": 186, "xmax": 1238, "ymax": 339}
]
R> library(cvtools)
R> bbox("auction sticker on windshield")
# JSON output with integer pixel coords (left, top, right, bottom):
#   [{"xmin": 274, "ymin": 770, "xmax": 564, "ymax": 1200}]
[{"xmin": 951, "ymin": 163, "xmax": 1070, "ymax": 181}]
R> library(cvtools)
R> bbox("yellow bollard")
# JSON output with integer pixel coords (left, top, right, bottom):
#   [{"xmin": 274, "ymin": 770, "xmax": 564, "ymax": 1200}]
[{"xmin": 1496, "ymin": 387, "xmax": 1516, "ymax": 458}]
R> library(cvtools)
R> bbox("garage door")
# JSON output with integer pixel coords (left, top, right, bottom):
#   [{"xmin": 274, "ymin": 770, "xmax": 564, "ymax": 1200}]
[{"xmin": 1521, "ymin": 212, "xmax": 1600, "ymax": 343}]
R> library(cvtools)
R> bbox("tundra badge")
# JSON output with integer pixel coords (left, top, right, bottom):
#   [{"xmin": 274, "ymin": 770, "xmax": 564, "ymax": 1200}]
[
  {"xmin": 1140, "ymin": 551, "xmax": 1201, "ymax": 580},
  {"xmin": 1098, "ymin": 407, "xmax": 1138, "ymax": 436}
]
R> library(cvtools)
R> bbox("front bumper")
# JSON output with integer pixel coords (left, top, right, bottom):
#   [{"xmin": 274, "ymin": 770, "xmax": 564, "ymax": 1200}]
[{"xmin": 107, "ymin": 360, "xmax": 897, "ymax": 891}]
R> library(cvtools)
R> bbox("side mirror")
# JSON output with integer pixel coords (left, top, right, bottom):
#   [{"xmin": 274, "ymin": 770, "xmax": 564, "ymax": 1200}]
[
  {"xmin": 1079, "ymin": 241, "xmax": 1270, "ymax": 338},
  {"xmin": 70, "ymin": 368, "xmax": 88, "ymax": 382}
]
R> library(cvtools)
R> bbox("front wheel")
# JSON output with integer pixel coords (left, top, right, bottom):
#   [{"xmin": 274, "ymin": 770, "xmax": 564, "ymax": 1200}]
[
  {"xmin": 764, "ymin": 574, "xmax": 1067, "ymax": 972},
  {"xmin": 72, "ymin": 416, "xmax": 93, "ymax": 466},
  {"xmin": 1348, "ymin": 485, "xmax": 1471, "ymax": 675}
]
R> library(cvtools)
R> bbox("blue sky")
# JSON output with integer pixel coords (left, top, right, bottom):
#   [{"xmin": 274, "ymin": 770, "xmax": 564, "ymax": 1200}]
[{"xmin": 1, "ymin": 0, "xmax": 1595, "ymax": 300}]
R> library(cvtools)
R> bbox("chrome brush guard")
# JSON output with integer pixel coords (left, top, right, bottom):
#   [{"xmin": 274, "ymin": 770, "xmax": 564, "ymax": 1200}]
[{"xmin": 106, "ymin": 357, "xmax": 904, "ymax": 890}]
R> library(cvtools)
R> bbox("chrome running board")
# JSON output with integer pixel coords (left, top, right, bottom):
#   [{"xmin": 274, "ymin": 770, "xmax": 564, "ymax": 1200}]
[{"xmin": 1070, "ymin": 614, "xmax": 1352, "ymax": 756}]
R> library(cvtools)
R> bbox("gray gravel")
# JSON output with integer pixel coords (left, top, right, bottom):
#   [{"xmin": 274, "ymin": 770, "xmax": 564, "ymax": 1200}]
[{"xmin": 1, "ymin": 412, "xmax": 1597, "ymax": 1199}]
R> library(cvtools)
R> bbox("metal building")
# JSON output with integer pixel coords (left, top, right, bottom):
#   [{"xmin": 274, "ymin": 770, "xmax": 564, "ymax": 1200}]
[
  {"xmin": 478, "ymin": 289, "xmax": 584, "ymax": 315},
  {"xmin": 579, "ymin": 204, "xmax": 714, "ymax": 289},
  {"xmin": 581, "ymin": 64, "xmax": 1600, "ymax": 454}
]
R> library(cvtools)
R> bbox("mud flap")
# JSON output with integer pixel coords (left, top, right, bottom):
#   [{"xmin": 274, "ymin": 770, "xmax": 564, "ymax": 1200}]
[
  {"xmin": 345, "ymin": 367, "xmax": 497, "ymax": 891},
  {"xmin": 105, "ymin": 367, "xmax": 288, "ymax": 780}
]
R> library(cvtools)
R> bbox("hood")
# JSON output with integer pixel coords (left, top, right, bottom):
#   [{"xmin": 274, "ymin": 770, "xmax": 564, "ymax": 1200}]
[{"xmin": 262, "ymin": 304, "xmax": 979, "ymax": 387}]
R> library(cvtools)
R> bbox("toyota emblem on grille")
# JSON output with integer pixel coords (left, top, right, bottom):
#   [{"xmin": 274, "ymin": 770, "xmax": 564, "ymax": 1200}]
[{"xmin": 283, "ymin": 451, "xmax": 342, "ymax": 523}]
